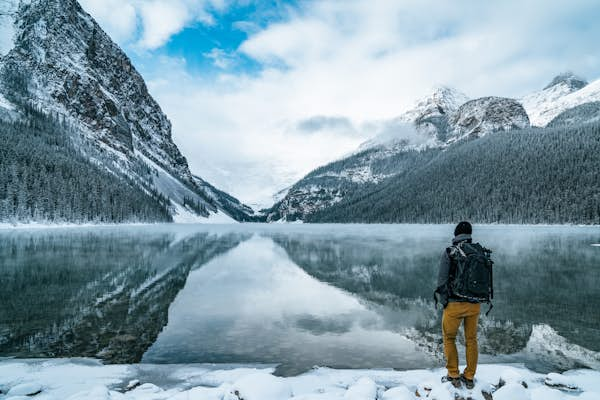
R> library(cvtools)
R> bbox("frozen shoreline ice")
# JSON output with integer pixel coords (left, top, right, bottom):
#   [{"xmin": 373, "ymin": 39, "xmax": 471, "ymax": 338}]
[{"xmin": 0, "ymin": 358, "xmax": 598, "ymax": 400}]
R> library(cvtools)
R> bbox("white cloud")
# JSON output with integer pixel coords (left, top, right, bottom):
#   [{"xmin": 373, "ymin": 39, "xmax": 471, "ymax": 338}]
[
  {"xmin": 78, "ymin": 0, "xmax": 137, "ymax": 43},
  {"xmin": 138, "ymin": 1, "xmax": 190, "ymax": 49},
  {"xmin": 80, "ymin": 0, "xmax": 226, "ymax": 49},
  {"xmin": 204, "ymin": 48, "xmax": 236, "ymax": 69},
  {"xmin": 83, "ymin": 0, "xmax": 600, "ymax": 206},
  {"xmin": 145, "ymin": 58, "xmax": 367, "ymax": 208}
]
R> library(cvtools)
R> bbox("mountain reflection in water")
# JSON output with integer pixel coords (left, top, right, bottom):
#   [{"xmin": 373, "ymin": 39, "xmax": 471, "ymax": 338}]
[{"xmin": 1, "ymin": 224, "xmax": 598, "ymax": 375}]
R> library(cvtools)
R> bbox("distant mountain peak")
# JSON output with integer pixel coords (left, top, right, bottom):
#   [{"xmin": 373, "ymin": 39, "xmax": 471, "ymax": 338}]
[
  {"xmin": 410, "ymin": 86, "xmax": 469, "ymax": 114},
  {"xmin": 431, "ymin": 85, "xmax": 467, "ymax": 99},
  {"xmin": 387, "ymin": 85, "xmax": 468, "ymax": 141},
  {"xmin": 543, "ymin": 72, "xmax": 588, "ymax": 91},
  {"xmin": 521, "ymin": 72, "xmax": 599, "ymax": 126}
]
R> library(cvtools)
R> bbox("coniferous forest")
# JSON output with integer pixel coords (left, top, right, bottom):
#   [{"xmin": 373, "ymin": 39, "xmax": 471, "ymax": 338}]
[
  {"xmin": 0, "ymin": 107, "xmax": 172, "ymax": 223},
  {"xmin": 308, "ymin": 122, "xmax": 600, "ymax": 224}
]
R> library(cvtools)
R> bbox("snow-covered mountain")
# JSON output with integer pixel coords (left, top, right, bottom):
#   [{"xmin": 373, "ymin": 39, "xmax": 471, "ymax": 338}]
[
  {"xmin": 359, "ymin": 86, "xmax": 469, "ymax": 151},
  {"xmin": 520, "ymin": 72, "xmax": 600, "ymax": 126},
  {"xmin": 0, "ymin": 0, "xmax": 253, "ymax": 223},
  {"xmin": 264, "ymin": 87, "xmax": 472, "ymax": 221},
  {"xmin": 398, "ymin": 86, "xmax": 470, "ymax": 140},
  {"xmin": 447, "ymin": 96, "xmax": 529, "ymax": 142},
  {"xmin": 193, "ymin": 175, "xmax": 255, "ymax": 222},
  {"xmin": 359, "ymin": 91, "xmax": 529, "ymax": 150},
  {"xmin": 266, "ymin": 70, "xmax": 600, "ymax": 222},
  {"xmin": 265, "ymin": 87, "xmax": 531, "ymax": 222},
  {"xmin": 400, "ymin": 86, "xmax": 470, "ymax": 123},
  {"xmin": 263, "ymin": 142, "xmax": 424, "ymax": 221}
]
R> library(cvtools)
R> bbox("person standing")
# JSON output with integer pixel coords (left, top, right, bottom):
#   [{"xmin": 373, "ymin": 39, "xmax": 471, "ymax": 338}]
[{"xmin": 434, "ymin": 221, "xmax": 493, "ymax": 390}]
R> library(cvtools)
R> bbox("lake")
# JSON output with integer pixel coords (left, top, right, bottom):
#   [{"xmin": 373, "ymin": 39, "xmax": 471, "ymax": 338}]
[{"xmin": 0, "ymin": 224, "xmax": 599, "ymax": 376}]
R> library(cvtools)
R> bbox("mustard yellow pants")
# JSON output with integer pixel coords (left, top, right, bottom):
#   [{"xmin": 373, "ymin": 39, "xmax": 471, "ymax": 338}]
[{"xmin": 442, "ymin": 302, "xmax": 480, "ymax": 380}]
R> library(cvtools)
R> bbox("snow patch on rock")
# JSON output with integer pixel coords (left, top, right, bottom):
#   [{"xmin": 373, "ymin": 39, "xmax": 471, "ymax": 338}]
[{"xmin": 525, "ymin": 324, "xmax": 600, "ymax": 370}]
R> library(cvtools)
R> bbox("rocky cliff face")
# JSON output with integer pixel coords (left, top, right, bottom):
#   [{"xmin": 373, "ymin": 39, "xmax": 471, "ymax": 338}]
[
  {"xmin": 447, "ymin": 96, "xmax": 530, "ymax": 142},
  {"xmin": 0, "ymin": 0, "xmax": 252, "ymax": 221},
  {"xmin": 2, "ymin": 0, "xmax": 188, "ymax": 175}
]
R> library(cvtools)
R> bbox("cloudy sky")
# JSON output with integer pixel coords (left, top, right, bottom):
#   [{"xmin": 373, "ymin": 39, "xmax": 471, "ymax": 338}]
[{"xmin": 79, "ymin": 0, "xmax": 600, "ymax": 207}]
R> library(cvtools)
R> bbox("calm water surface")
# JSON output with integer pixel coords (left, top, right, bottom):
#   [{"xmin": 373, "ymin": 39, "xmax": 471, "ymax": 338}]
[{"xmin": 0, "ymin": 224, "xmax": 599, "ymax": 375}]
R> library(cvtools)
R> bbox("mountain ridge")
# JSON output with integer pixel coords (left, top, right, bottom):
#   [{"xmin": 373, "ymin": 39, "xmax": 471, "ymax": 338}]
[
  {"xmin": 0, "ymin": 0, "xmax": 254, "ymax": 223},
  {"xmin": 265, "ymin": 72, "xmax": 600, "ymax": 223},
  {"xmin": 521, "ymin": 72, "xmax": 599, "ymax": 126}
]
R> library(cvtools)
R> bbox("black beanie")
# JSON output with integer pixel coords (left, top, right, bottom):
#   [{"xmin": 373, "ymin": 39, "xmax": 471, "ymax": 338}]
[{"xmin": 454, "ymin": 221, "xmax": 472, "ymax": 236}]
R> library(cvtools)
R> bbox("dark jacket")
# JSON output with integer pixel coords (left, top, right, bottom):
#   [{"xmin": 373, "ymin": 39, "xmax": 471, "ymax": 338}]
[{"xmin": 435, "ymin": 233, "xmax": 472, "ymax": 307}]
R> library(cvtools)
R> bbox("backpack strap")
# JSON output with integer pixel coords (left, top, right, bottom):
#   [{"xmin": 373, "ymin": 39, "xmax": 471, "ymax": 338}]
[
  {"xmin": 455, "ymin": 242, "xmax": 467, "ymax": 257},
  {"xmin": 486, "ymin": 259, "xmax": 494, "ymax": 316},
  {"xmin": 485, "ymin": 302, "xmax": 493, "ymax": 316},
  {"xmin": 489, "ymin": 259, "xmax": 494, "ymax": 300},
  {"xmin": 448, "ymin": 243, "xmax": 466, "ymax": 258}
]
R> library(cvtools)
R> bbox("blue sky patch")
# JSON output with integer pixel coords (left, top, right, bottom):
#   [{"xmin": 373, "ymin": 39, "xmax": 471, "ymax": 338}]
[{"xmin": 130, "ymin": 0, "xmax": 301, "ymax": 77}]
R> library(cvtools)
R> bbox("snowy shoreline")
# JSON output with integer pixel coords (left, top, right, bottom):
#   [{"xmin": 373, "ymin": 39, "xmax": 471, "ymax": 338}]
[
  {"xmin": 0, "ymin": 222, "xmax": 159, "ymax": 230},
  {"xmin": 0, "ymin": 358, "xmax": 598, "ymax": 400}
]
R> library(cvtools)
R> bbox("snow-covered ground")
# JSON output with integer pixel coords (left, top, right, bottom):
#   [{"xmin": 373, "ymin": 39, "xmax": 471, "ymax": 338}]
[
  {"xmin": 0, "ymin": 222, "xmax": 157, "ymax": 230},
  {"xmin": 0, "ymin": 217, "xmax": 237, "ymax": 229},
  {"xmin": 0, "ymin": 359, "xmax": 598, "ymax": 400},
  {"xmin": 171, "ymin": 202, "xmax": 237, "ymax": 224}
]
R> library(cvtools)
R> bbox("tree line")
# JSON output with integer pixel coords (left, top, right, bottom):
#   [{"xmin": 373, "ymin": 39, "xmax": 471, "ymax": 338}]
[
  {"xmin": 0, "ymin": 106, "xmax": 172, "ymax": 223},
  {"xmin": 309, "ymin": 122, "xmax": 600, "ymax": 224}
]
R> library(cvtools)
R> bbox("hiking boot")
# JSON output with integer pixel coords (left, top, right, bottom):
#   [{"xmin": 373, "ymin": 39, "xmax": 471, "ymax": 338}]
[
  {"xmin": 441, "ymin": 375, "xmax": 462, "ymax": 388},
  {"xmin": 460, "ymin": 374, "xmax": 475, "ymax": 389}
]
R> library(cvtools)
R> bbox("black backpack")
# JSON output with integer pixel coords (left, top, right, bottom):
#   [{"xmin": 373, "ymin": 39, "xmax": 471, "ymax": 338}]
[{"xmin": 448, "ymin": 242, "xmax": 494, "ymax": 314}]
